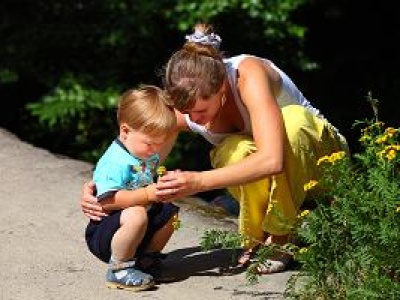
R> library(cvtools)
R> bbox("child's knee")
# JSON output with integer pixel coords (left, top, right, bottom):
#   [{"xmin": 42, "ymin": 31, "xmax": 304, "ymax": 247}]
[{"xmin": 120, "ymin": 206, "xmax": 148, "ymax": 226}]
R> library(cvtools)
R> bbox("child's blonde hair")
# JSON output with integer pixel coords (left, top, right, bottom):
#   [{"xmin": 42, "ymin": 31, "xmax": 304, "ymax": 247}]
[{"xmin": 117, "ymin": 85, "xmax": 176, "ymax": 136}]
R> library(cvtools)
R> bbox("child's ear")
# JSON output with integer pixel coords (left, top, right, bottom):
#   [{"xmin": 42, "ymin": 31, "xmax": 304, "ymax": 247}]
[{"xmin": 119, "ymin": 123, "xmax": 130, "ymax": 139}]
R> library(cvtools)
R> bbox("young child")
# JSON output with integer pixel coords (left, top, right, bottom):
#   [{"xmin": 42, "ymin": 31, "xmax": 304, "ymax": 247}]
[{"xmin": 85, "ymin": 85, "xmax": 179, "ymax": 291}]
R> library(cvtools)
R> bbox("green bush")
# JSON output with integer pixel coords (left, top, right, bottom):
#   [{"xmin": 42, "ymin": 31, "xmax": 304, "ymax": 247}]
[
  {"xmin": 290, "ymin": 116, "xmax": 400, "ymax": 299},
  {"xmin": 26, "ymin": 75, "xmax": 119, "ymax": 162}
]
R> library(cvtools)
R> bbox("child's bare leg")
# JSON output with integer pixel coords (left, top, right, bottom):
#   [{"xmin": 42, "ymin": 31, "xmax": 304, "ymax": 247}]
[
  {"xmin": 136, "ymin": 215, "xmax": 177, "ymax": 283},
  {"xmin": 111, "ymin": 206, "xmax": 147, "ymax": 261},
  {"xmin": 145, "ymin": 214, "xmax": 175, "ymax": 253}
]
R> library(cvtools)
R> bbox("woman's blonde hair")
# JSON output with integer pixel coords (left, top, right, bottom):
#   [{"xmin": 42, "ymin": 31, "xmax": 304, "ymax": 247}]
[
  {"xmin": 117, "ymin": 85, "xmax": 176, "ymax": 136},
  {"xmin": 163, "ymin": 23, "xmax": 226, "ymax": 111}
]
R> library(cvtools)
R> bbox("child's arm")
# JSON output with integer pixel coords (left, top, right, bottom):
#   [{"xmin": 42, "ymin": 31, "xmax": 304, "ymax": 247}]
[{"xmin": 99, "ymin": 183, "xmax": 157, "ymax": 211}]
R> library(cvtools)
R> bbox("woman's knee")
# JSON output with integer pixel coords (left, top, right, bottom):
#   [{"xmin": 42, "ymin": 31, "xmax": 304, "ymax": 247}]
[{"xmin": 210, "ymin": 135, "xmax": 257, "ymax": 168}]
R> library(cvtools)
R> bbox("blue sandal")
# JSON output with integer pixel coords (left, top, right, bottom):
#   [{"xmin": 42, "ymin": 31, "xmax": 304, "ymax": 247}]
[{"xmin": 106, "ymin": 260, "xmax": 155, "ymax": 291}]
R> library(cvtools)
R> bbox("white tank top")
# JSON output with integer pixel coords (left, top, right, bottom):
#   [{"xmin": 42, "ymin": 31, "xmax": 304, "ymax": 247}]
[{"xmin": 185, "ymin": 54, "xmax": 325, "ymax": 145}]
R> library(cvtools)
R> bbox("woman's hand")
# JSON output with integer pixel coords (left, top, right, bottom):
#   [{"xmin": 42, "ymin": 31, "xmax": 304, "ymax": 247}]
[
  {"xmin": 80, "ymin": 181, "xmax": 108, "ymax": 221},
  {"xmin": 155, "ymin": 170, "xmax": 202, "ymax": 201}
]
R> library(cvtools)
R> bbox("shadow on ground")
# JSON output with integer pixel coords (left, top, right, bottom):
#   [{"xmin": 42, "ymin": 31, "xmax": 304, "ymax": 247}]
[{"xmin": 161, "ymin": 246, "xmax": 243, "ymax": 282}]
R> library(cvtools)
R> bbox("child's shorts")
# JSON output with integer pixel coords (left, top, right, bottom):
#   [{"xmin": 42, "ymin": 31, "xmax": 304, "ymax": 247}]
[{"xmin": 85, "ymin": 203, "xmax": 179, "ymax": 263}]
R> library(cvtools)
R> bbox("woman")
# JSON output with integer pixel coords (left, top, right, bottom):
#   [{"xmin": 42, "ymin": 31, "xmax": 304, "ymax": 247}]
[{"xmin": 81, "ymin": 23, "xmax": 348, "ymax": 274}]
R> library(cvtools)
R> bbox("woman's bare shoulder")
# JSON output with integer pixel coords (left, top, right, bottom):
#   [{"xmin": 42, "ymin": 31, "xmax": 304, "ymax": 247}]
[{"xmin": 237, "ymin": 55, "xmax": 265, "ymax": 71}]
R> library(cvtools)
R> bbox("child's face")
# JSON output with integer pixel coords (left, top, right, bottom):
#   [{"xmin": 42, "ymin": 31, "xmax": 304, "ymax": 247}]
[{"xmin": 120, "ymin": 124, "xmax": 166, "ymax": 160}]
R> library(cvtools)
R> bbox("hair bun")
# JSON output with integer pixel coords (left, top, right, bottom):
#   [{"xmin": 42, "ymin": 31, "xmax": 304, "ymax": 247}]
[{"xmin": 185, "ymin": 29, "xmax": 222, "ymax": 49}]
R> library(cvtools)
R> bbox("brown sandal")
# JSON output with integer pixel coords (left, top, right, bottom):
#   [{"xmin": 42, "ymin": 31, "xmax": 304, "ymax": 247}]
[
  {"xmin": 237, "ymin": 248, "xmax": 256, "ymax": 266},
  {"xmin": 217, "ymin": 247, "xmax": 260, "ymax": 275},
  {"xmin": 255, "ymin": 254, "xmax": 292, "ymax": 274}
]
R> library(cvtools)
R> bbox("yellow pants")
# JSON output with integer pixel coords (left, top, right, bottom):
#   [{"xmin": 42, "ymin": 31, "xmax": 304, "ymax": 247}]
[{"xmin": 210, "ymin": 105, "xmax": 348, "ymax": 247}]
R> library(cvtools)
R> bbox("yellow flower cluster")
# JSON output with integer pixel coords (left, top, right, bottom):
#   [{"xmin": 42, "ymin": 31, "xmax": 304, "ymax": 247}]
[
  {"xmin": 317, "ymin": 151, "xmax": 347, "ymax": 166},
  {"xmin": 375, "ymin": 127, "xmax": 398, "ymax": 145},
  {"xmin": 361, "ymin": 121, "xmax": 385, "ymax": 134},
  {"xmin": 377, "ymin": 145, "xmax": 400, "ymax": 161},
  {"xmin": 359, "ymin": 121, "xmax": 385, "ymax": 143},
  {"xmin": 172, "ymin": 214, "xmax": 181, "ymax": 230},
  {"xmin": 303, "ymin": 180, "xmax": 318, "ymax": 192}
]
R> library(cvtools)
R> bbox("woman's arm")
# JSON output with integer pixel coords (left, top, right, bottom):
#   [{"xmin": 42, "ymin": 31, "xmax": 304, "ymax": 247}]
[
  {"xmin": 81, "ymin": 181, "xmax": 107, "ymax": 221},
  {"xmin": 81, "ymin": 182, "xmax": 161, "ymax": 219},
  {"xmin": 201, "ymin": 56, "xmax": 285, "ymax": 188}
]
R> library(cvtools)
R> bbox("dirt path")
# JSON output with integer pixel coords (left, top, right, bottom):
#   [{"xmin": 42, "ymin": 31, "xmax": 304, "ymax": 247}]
[{"xmin": 0, "ymin": 128, "xmax": 295, "ymax": 300}]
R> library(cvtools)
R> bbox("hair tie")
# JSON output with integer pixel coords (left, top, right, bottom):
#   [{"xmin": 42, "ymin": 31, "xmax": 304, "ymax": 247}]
[{"xmin": 185, "ymin": 29, "xmax": 222, "ymax": 49}]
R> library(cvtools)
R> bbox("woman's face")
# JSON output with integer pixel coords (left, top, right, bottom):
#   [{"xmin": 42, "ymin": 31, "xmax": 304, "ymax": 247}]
[{"xmin": 184, "ymin": 88, "xmax": 224, "ymax": 125}]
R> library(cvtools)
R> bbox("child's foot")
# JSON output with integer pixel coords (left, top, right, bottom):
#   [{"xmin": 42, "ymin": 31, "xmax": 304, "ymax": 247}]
[{"xmin": 106, "ymin": 260, "xmax": 155, "ymax": 291}]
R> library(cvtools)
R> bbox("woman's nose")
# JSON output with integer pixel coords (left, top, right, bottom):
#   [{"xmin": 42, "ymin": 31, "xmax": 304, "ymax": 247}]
[{"xmin": 189, "ymin": 112, "xmax": 201, "ymax": 123}]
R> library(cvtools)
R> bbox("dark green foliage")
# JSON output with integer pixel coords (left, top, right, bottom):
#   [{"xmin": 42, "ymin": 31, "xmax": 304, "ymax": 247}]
[
  {"xmin": 0, "ymin": 0, "xmax": 309, "ymax": 165},
  {"xmin": 289, "ymin": 101, "xmax": 400, "ymax": 298}
]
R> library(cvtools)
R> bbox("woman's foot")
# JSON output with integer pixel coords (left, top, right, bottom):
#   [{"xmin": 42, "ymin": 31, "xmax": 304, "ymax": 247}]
[
  {"xmin": 256, "ymin": 234, "xmax": 292, "ymax": 274},
  {"xmin": 237, "ymin": 245, "xmax": 260, "ymax": 267},
  {"xmin": 255, "ymin": 254, "xmax": 292, "ymax": 274}
]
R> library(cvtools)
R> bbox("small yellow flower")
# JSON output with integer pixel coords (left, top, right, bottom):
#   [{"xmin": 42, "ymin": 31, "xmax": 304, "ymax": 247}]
[
  {"xmin": 157, "ymin": 166, "xmax": 167, "ymax": 176},
  {"xmin": 385, "ymin": 127, "xmax": 398, "ymax": 137},
  {"xmin": 317, "ymin": 155, "xmax": 330, "ymax": 165},
  {"xmin": 304, "ymin": 180, "xmax": 318, "ymax": 192},
  {"xmin": 396, "ymin": 207, "xmax": 400, "ymax": 213},
  {"xmin": 299, "ymin": 210, "xmax": 310, "ymax": 218},
  {"xmin": 375, "ymin": 135, "xmax": 388, "ymax": 144},
  {"xmin": 298, "ymin": 247, "xmax": 308, "ymax": 254},
  {"xmin": 386, "ymin": 145, "xmax": 400, "ymax": 151},
  {"xmin": 329, "ymin": 151, "xmax": 346, "ymax": 163},
  {"xmin": 386, "ymin": 149, "xmax": 396, "ymax": 160}
]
